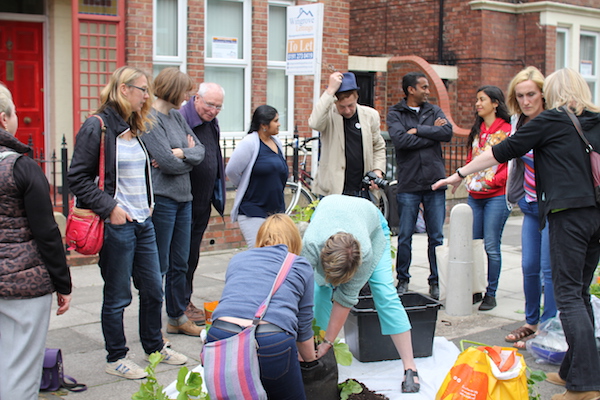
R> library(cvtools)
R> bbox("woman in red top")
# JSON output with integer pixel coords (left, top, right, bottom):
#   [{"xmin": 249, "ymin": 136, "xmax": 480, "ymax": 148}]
[{"xmin": 463, "ymin": 85, "xmax": 512, "ymax": 311}]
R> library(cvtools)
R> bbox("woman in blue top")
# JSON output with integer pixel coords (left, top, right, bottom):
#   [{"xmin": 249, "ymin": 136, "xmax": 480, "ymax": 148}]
[
  {"xmin": 226, "ymin": 105, "xmax": 287, "ymax": 247},
  {"xmin": 207, "ymin": 213, "xmax": 316, "ymax": 400}
]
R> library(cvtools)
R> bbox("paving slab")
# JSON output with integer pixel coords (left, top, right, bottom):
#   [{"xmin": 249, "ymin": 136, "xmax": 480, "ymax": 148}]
[{"xmin": 39, "ymin": 214, "xmax": 570, "ymax": 399}]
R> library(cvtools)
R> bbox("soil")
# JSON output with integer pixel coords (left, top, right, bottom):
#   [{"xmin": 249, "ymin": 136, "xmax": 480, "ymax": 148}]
[{"xmin": 343, "ymin": 380, "xmax": 390, "ymax": 400}]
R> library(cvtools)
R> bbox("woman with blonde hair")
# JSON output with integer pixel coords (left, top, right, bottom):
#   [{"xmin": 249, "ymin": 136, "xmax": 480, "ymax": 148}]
[
  {"xmin": 68, "ymin": 66, "xmax": 188, "ymax": 380},
  {"xmin": 142, "ymin": 67, "xmax": 205, "ymax": 336},
  {"xmin": 433, "ymin": 68, "xmax": 600, "ymax": 399},
  {"xmin": 503, "ymin": 66, "xmax": 556, "ymax": 347},
  {"xmin": 302, "ymin": 195, "xmax": 420, "ymax": 393},
  {"xmin": 206, "ymin": 213, "xmax": 315, "ymax": 399}
]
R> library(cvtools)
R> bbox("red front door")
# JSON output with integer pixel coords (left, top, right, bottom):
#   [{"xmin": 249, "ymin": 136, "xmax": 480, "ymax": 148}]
[{"xmin": 0, "ymin": 21, "xmax": 45, "ymax": 158}]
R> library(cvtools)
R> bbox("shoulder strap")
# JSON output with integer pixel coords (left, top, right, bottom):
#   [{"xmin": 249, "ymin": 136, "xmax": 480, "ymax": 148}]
[
  {"xmin": 253, "ymin": 253, "xmax": 297, "ymax": 323},
  {"xmin": 90, "ymin": 115, "xmax": 106, "ymax": 190},
  {"xmin": 563, "ymin": 106, "xmax": 593, "ymax": 153}
]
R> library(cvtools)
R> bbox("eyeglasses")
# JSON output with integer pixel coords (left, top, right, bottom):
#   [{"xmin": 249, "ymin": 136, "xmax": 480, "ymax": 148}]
[
  {"xmin": 198, "ymin": 95, "xmax": 222, "ymax": 111},
  {"xmin": 128, "ymin": 84, "xmax": 149, "ymax": 94}
]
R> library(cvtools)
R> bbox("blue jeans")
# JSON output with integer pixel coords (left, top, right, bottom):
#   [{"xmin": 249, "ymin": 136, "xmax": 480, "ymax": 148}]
[
  {"xmin": 468, "ymin": 195, "xmax": 510, "ymax": 297},
  {"xmin": 152, "ymin": 196, "xmax": 192, "ymax": 319},
  {"xmin": 519, "ymin": 198, "xmax": 556, "ymax": 325},
  {"xmin": 99, "ymin": 219, "xmax": 164, "ymax": 362},
  {"xmin": 396, "ymin": 190, "xmax": 445, "ymax": 284},
  {"xmin": 207, "ymin": 327, "xmax": 306, "ymax": 400},
  {"xmin": 548, "ymin": 207, "xmax": 600, "ymax": 391}
]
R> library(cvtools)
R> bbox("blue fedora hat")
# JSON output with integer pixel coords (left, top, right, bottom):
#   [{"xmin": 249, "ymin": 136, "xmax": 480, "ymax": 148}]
[{"xmin": 337, "ymin": 72, "xmax": 360, "ymax": 94}]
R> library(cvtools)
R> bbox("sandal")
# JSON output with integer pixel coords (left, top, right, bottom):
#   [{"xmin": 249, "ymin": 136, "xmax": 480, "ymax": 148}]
[
  {"xmin": 401, "ymin": 369, "xmax": 420, "ymax": 393},
  {"xmin": 504, "ymin": 326, "xmax": 535, "ymax": 343}
]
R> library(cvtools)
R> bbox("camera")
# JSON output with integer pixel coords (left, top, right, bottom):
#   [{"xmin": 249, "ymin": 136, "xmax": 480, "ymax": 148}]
[{"xmin": 362, "ymin": 171, "xmax": 389, "ymax": 189}]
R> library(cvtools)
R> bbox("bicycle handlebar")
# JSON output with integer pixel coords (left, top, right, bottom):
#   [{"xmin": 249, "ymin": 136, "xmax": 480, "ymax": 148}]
[{"xmin": 287, "ymin": 136, "xmax": 320, "ymax": 149}]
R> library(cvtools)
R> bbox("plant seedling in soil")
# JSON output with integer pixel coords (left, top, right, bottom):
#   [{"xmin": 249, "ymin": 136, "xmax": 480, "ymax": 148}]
[
  {"xmin": 312, "ymin": 320, "xmax": 353, "ymax": 366},
  {"xmin": 339, "ymin": 379, "xmax": 390, "ymax": 400}
]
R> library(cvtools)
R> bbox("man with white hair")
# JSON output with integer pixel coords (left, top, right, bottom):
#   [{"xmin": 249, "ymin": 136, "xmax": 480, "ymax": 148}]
[{"xmin": 179, "ymin": 82, "xmax": 225, "ymax": 325}]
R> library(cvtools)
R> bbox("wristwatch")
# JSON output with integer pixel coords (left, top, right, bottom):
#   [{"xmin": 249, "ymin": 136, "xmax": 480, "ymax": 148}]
[{"xmin": 456, "ymin": 168, "xmax": 466, "ymax": 179}]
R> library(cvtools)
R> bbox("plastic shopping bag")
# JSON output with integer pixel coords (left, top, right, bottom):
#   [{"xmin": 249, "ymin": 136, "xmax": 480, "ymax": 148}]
[{"xmin": 436, "ymin": 341, "xmax": 528, "ymax": 400}]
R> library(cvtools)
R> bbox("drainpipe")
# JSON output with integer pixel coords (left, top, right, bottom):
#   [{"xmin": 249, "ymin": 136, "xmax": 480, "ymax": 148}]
[{"xmin": 438, "ymin": 0, "xmax": 444, "ymax": 64}]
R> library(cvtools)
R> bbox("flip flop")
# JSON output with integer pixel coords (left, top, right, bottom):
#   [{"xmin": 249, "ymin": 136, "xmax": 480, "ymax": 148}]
[{"xmin": 505, "ymin": 326, "xmax": 535, "ymax": 343}]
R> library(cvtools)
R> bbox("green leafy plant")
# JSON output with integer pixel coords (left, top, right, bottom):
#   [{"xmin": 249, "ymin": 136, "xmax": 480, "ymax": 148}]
[
  {"xmin": 132, "ymin": 352, "xmax": 169, "ymax": 400},
  {"xmin": 312, "ymin": 320, "xmax": 353, "ymax": 366},
  {"xmin": 132, "ymin": 352, "xmax": 209, "ymax": 400},
  {"xmin": 527, "ymin": 368, "xmax": 546, "ymax": 400},
  {"xmin": 590, "ymin": 265, "xmax": 600, "ymax": 299},
  {"xmin": 338, "ymin": 379, "xmax": 363, "ymax": 399},
  {"xmin": 289, "ymin": 199, "xmax": 320, "ymax": 223}
]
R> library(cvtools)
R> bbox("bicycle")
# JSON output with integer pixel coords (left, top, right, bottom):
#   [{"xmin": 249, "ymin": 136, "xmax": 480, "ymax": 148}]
[
  {"xmin": 283, "ymin": 134, "xmax": 391, "ymax": 221},
  {"xmin": 285, "ymin": 135, "xmax": 318, "ymax": 215},
  {"xmin": 360, "ymin": 171, "xmax": 389, "ymax": 221}
]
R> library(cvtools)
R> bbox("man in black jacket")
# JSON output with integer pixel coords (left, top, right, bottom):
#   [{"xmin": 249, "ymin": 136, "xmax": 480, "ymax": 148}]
[
  {"xmin": 179, "ymin": 82, "xmax": 225, "ymax": 325},
  {"xmin": 387, "ymin": 72, "xmax": 452, "ymax": 299}
]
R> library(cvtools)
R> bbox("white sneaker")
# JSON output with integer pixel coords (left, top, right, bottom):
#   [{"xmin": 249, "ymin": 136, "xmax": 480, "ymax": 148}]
[
  {"xmin": 106, "ymin": 358, "xmax": 148, "ymax": 379},
  {"xmin": 146, "ymin": 346, "xmax": 187, "ymax": 365}
]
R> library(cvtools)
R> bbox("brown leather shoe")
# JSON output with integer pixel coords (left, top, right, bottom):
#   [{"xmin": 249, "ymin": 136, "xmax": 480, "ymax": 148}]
[
  {"xmin": 551, "ymin": 390, "xmax": 600, "ymax": 400},
  {"xmin": 546, "ymin": 372, "xmax": 566, "ymax": 387},
  {"xmin": 184, "ymin": 302, "xmax": 206, "ymax": 326},
  {"xmin": 167, "ymin": 319, "xmax": 202, "ymax": 336}
]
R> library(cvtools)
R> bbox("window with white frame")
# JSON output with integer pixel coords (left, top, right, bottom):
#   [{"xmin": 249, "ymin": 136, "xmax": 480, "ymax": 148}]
[
  {"xmin": 153, "ymin": 0, "xmax": 187, "ymax": 75},
  {"xmin": 580, "ymin": 31, "xmax": 599, "ymax": 103},
  {"xmin": 556, "ymin": 28, "xmax": 568, "ymax": 71},
  {"xmin": 268, "ymin": 2, "xmax": 294, "ymax": 135},
  {"xmin": 205, "ymin": 0, "xmax": 250, "ymax": 135}
]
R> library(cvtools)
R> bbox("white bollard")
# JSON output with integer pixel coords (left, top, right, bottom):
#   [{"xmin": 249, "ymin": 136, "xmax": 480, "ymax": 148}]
[{"xmin": 445, "ymin": 203, "xmax": 473, "ymax": 316}]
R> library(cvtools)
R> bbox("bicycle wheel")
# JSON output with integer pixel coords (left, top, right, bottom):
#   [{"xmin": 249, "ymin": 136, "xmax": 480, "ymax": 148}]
[
  {"xmin": 284, "ymin": 182, "xmax": 315, "ymax": 215},
  {"xmin": 370, "ymin": 188, "xmax": 389, "ymax": 220}
]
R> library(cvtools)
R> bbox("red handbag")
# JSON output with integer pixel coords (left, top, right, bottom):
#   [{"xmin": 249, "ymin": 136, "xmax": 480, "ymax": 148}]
[{"xmin": 65, "ymin": 115, "xmax": 106, "ymax": 255}]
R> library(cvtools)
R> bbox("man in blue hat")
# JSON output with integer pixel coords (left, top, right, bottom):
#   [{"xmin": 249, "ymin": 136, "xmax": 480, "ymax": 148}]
[{"xmin": 308, "ymin": 71, "xmax": 386, "ymax": 198}]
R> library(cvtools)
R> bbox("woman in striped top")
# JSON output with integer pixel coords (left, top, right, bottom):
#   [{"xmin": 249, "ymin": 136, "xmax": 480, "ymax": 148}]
[{"xmin": 504, "ymin": 67, "xmax": 556, "ymax": 348}]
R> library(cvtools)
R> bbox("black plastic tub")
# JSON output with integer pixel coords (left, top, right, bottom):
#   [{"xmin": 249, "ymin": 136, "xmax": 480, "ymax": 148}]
[{"xmin": 344, "ymin": 292, "xmax": 442, "ymax": 362}]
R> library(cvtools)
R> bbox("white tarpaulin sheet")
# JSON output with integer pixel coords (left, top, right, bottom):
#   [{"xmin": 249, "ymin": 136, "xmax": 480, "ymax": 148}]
[{"xmin": 164, "ymin": 336, "xmax": 460, "ymax": 399}]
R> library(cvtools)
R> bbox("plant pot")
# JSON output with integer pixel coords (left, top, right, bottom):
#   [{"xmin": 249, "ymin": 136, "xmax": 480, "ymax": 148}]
[{"xmin": 301, "ymin": 349, "xmax": 338, "ymax": 400}]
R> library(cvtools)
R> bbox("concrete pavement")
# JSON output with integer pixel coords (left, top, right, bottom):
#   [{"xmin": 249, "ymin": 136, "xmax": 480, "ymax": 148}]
[{"xmin": 41, "ymin": 214, "xmax": 566, "ymax": 399}]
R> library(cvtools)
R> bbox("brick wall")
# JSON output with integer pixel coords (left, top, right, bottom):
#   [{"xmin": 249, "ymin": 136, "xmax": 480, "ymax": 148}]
[
  {"xmin": 199, "ymin": 0, "xmax": 351, "ymax": 252},
  {"xmin": 125, "ymin": 0, "xmax": 153, "ymax": 71},
  {"xmin": 348, "ymin": 0, "xmax": 561, "ymax": 130}
]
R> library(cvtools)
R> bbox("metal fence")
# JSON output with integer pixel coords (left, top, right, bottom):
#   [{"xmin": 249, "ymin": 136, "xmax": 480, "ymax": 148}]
[{"xmin": 40, "ymin": 132, "xmax": 469, "ymax": 215}]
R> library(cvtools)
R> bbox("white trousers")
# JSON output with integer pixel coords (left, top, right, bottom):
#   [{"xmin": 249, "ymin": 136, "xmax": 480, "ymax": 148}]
[
  {"xmin": 0, "ymin": 294, "xmax": 52, "ymax": 400},
  {"xmin": 237, "ymin": 215, "xmax": 266, "ymax": 248}
]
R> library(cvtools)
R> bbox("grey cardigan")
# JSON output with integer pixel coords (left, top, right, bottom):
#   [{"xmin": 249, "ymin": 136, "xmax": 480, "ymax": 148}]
[{"xmin": 142, "ymin": 108, "xmax": 205, "ymax": 202}]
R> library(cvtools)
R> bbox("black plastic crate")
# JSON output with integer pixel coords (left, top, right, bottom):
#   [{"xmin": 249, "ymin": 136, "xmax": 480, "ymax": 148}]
[{"xmin": 344, "ymin": 292, "xmax": 442, "ymax": 362}]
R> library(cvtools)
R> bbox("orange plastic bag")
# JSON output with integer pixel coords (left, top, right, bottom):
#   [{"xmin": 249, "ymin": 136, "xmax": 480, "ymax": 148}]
[
  {"xmin": 436, "ymin": 341, "xmax": 528, "ymax": 400},
  {"xmin": 204, "ymin": 301, "xmax": 219, "ymax": 329}
]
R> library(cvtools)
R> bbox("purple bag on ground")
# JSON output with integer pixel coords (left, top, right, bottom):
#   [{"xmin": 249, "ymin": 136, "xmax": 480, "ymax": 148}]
[{"xmin": 40, "ymin": 348, "xmax": 87, "ymax": 392}]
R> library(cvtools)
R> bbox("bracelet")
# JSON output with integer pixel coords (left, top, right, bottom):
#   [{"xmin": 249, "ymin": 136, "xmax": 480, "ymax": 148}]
[
  {"xmin": 456, "ymin": 168, "xmax": 466, "ymax": 179},
  {"xmin": 322, "ymin": 338, "xmax": 334, "ymax": 346}
]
